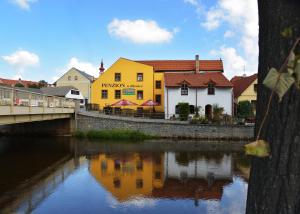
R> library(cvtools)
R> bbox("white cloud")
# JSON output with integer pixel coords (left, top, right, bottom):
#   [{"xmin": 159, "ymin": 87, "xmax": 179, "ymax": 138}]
[
  {"xmin": 184, "ymin": 0, "xmax": 198, "ymax": 6},
  {"xmin": 211, "ymin": 46, "xmax": 247, "ymax": 78},
  {"xmin": 201, "ymin": 8, "xmax": 224, "ymax": 30},
  {"xmin": 2, "ymin": 50, "xmax": 39, "ymax": 68},
  {"xmin": 224, "ymin": 30, "xmax": 234, "ymax": 38},
  {"xmin": 53, "ymin": 57, "xmax": 98, "ymax": 82},
  {"xmin": 108, "ymin": 19, "xmax": 176, "ymax": 44},
  {"xmin": 10, "ymin": 0, "xmax": 38, "ymax": 10}
]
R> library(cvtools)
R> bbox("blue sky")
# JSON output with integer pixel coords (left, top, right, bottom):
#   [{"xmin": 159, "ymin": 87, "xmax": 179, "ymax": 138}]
[{"xmin": 0, "ymin": 0, "xmax": 258, "ymax": 83}]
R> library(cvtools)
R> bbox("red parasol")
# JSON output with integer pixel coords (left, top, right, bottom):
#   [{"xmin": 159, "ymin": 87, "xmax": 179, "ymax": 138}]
[
  {"xmin": 111, "ymin": 99, "xmax": 138, "ymax": 106},
  {"xmin": 140, "ymin": 100, "xmax": 159, "ymax": 106}
]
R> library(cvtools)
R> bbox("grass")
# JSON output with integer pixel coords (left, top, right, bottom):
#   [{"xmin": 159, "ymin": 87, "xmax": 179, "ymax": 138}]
[{"xmin": 73, "ymin": 129, "xmax": 155, "ymax": 141}]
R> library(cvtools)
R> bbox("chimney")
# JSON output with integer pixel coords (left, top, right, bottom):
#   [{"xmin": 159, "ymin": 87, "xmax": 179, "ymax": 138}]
[
  {"xmin": 99, "ymin": 59, "xmax": 105, "ymax": 75},
  {"xmin": 195, "ymin": 54, "xmax": 199, "ymax": 73}
]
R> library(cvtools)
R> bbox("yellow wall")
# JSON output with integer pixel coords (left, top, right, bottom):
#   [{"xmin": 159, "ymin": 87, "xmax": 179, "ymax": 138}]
[
  {"xmin": 91, "ymin": 58, "xmax": 164, "ymax": 112},
  {"xmin": 237, "ymin": 79, "xmax": 257, "ymax": 103},
  {"xmin": 89, "ymin": 153, "xmax": 164, "ymax": 202}
]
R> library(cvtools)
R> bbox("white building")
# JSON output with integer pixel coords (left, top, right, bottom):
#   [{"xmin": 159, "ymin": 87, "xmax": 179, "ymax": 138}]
[{"xmin": 164, "ymin": 72, "xmax": 233, "ymax": 119}]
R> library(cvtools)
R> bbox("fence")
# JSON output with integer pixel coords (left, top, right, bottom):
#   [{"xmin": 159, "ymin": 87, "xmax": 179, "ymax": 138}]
[{"xmin": 0, "ymin": 85, "xmax": 75, "ymax": 109}]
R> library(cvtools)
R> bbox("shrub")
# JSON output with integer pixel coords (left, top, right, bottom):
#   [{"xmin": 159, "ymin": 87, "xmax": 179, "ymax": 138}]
[
  {"xmin": 177, "ymin": 102, "xmax": 190, "ymax": 121},
  {"xmin": 212, "ymin": 104, "xmax": 224, "ymax": 123},
  {"xmin": 237, "ymin": 101, "xmax": 253, "ymax": 119}
]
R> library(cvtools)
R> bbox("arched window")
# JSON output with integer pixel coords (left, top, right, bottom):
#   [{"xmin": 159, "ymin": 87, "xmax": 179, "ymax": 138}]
[{"xmin": 181, "ymin": 83, "xmax": 188, "ymax": 95}]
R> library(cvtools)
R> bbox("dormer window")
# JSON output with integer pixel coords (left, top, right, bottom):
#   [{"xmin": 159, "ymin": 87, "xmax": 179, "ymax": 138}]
[
  {"xmin": 208, "ymin": 83, "xmax": 215, "ymax": 95},
  {"xmin": 181, "ymin": 83, "xmax": 188, "ymax": 95}
]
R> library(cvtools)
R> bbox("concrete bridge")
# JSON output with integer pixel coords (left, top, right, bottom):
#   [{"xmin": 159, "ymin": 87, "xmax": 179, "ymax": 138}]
[{"xmin": 0, "ymin": 85, "xmax": 77, "ymax": 135}]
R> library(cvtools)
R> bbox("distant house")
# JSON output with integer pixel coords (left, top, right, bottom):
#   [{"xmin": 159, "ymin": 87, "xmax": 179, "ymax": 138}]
[
  {"xmin": 230, "ymin": 74, "xmax": 257, "ymax": 114},
  {"xmin": 0, "ymin": 78, "xmax": 40, "ymax": 88},
  {"xmin": 41, "ymin": 86, "xmax": 85, "ymax": 107},
  {"xmin": 54, "ymin": 67, "xmax": 96, "ymax": 104},
  {"xmin": 164, "ymin": 72, "xmax": 233, "ymax": 119}
]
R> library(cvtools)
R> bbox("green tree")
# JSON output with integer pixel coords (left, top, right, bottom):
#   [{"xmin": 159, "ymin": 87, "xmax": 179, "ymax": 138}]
[
  {"xmin": 14, "ymin": 83, "xmax": 24, "ymax": 87},
  {"xmin": 246, "ymin": 1, "xmax": 300, "ymax": 213},
  {"xmin": 177, "ymin": 102, "xmax": 189, "ymax": 121},
  {"xmin": 28, "ymin": 83, "xmax": 40, "ymax": 89},
  {"xmin": 237, "ymin": 100, "xmax": 253, "ymax": 118},
  {"xmin": 38, "ymin": 80, "xmax": 48, "ymax": 88}
]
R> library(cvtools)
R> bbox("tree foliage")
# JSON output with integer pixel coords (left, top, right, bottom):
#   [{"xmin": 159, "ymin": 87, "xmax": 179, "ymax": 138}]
[
  {"xmin": 237, "ymin": 100, "xmax": 253, "ymax": 118},
  {"xmin": 177, "ymin": 102, "xmax": 189, "ymax": 121}
]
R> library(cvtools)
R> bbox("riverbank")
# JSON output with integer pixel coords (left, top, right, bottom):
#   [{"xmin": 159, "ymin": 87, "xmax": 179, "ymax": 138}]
[{"xmin": 77, "ymin": 111, "xmax": 254, "ymax": 140}]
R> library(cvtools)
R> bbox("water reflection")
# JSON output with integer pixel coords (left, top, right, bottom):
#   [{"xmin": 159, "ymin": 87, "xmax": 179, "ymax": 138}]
[{"xmin": 0, "ymin": 137, "xmax": 250, "ymax": 214}]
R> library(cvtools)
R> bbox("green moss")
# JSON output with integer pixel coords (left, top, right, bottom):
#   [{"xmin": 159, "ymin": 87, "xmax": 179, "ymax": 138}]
[{"xmin": 73, "ymin": 129, "xmax": 156, "ymax": 141}]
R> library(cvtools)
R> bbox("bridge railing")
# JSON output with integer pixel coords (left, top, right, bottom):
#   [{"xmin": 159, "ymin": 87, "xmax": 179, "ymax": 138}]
[{"xmin": 0, "ymin": 85, "xmax": 75, "ymax": 108}]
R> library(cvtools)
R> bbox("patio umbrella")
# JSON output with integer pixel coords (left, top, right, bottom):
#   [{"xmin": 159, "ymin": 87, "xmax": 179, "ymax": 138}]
[
  {"xmin": 140, "ymin": 100, "xmax": 159, "ymax": 106},
  {"xmin": 111, "ymin": 99, "xmax": 138, "ymax": 106}
]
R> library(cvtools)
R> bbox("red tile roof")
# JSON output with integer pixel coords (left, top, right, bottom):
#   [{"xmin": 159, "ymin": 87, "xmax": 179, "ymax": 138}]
[
  {"xmin": 0, "ymin": 78, "xmax": 39, "ymax": 88},
  {"xmin": 230, "ymin": 74, "xmax": 257, "ymax": 98},
  {"xmin": 164, "ymin": 72, "xmax": 233, "ymax": 88},
  {"xmin": 136, "ymin": 60, "xmax": 223, "ymax": 72}
]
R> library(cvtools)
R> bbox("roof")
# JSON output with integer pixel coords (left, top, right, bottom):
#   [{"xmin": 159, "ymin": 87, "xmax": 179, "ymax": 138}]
[
  {"xmin": 41, "ymin": 86, "xmax": 78, "ymax": 97},
  {"xmin": 54, "ymin": 67, "xmax": 95, "ymax": 84},
  {"xmin": 136, "ymin": 60, "xmax": 223, "ymax": 72},
  {"xmin": 230, "ymin": 74, "xmax": 257, "ymax": 98},
  {"xmin": 164, "ymin": 72, "xmax": 233, "ymax": 88},
  {"xmin": 0, "ymin": 78, "xmax": 40, "ymax": 88}
]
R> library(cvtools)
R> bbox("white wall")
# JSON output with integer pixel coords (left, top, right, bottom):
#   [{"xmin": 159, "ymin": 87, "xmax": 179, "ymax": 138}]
[
  {"xmin": 164, "ymin": 152, "xmax": 233, "ymax": 180},
  {"xmin": 164, "ymin": 87, "xmax": 232, "ymax": 118},
  {"xmin": 65, "ymin": 90, "xmax": 85, "ymax": 105}
]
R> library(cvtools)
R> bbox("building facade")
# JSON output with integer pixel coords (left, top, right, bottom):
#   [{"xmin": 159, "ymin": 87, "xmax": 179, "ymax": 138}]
[
  {"xmin": 164, "ymin": 72, "xmax": 233, "ymax": 119},
  {"xmin": 54, "ymin": 67, "xmax": 95, "ymax": 103}
]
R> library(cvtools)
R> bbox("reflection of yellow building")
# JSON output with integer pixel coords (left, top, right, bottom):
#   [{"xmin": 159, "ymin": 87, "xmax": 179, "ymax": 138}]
[
  {"xmin": 89, "ymin": 153, "xmax": 164, "ymax": 201},
  {"xmin": 91, "ymin": 58, "xmax": 164, "ymax": 112}
]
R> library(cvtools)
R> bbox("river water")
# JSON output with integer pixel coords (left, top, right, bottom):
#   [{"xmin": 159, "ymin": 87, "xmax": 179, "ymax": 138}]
[{"xmin": 0, "ymin": 137, "xmax": 250, "ymax": 214}]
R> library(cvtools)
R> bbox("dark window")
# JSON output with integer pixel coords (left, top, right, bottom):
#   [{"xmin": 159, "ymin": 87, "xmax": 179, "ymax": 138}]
[
  {"xmin": 175, "ymin": 105, "xmax": 180, "ymax": 114},
  {"xmin": 136, "ymin": 179, "xmax": 143, "ymax": 189},
  {"xmin": 101, "ymin": 90, "xmax": 108, "ymax": 99},
  {"xmin": 155, "ymin": 81, "xmax": 161, "ymax": 89},
  {"xmin": 208, "ymin": 83, "xmax": 215, "ymax": 95},
  {"xmin": 137, "ymin": 73, "xmax": 143, "ymax": 81},
  {"xmin": 74, "ymin": 76, "xmax": 78, "ymax": 80},
  {"xmin": 181, "ymin": 84, "xmax": 188, "ymax": 95},
  {"xmin": 71, "ymin": 90, "xmax": 80, "ymax": 95},
  {"xmin": 115, "ymin": 90, "xmax": 121, "ymax": 99},
  {"xmin": 80, "ymin": 99, "xmax": 84, "ymax": 104},
  {"xmin": 101, "ymin": 160, "xmax": 107, "ymax": 171},
  {"xmin": 137, "ymin": 90, "xmax": 143, "ymax": 100},
  {"xmin": 136, "ymin": 161, "xmax": 143, "ymax": 170},
  {"xmin": 113, "ymin": 178, "xmax": 121, "ymax": 188},
  {"xmin": 114, "ymin": 160, "xmax": 121, "ymax": 170},
  {"xmin": 254, "ymin": 84, "xmax": 258, "ymax": 92},
  {"xmin": 155, "ymin": 171, "xmax": 161, "ymax": 179},
  {"xmin": 115, "ymin": 73, "xmax": 121, "ymax": 82},
  {"xmin": 155, "ymin": 94, "xmax": 161, "ymax": 105},
  {"xmin": 189, "ymin": 105, "xmax": 195, "ymax": 114}
]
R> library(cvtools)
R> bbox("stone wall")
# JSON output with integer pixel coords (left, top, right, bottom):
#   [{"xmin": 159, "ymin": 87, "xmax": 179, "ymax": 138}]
[{"xmin": 77, "ymin": 112, "xmax": 254, "ymax": 140}]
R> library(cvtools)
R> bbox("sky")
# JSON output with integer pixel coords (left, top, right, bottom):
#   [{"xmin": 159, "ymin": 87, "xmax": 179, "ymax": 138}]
[{"xmin": 0, "ymin": 0, "xmax": 258, "ymax": 83}]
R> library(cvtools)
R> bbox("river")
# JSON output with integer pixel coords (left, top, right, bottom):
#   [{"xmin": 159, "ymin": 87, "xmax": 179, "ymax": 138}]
[{"xmin": 0, "ymin": 137, "xmax": 250, "ymax": 214}]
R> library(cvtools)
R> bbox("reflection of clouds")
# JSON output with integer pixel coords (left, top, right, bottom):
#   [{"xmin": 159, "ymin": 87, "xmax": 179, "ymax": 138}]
[
  {"xmin": 205, "ymin": 200, "xmax": 222, "ymax": 214},
  {"xmin": 106, "ymin": 194, "xmax": 157, "ymax": 209}
]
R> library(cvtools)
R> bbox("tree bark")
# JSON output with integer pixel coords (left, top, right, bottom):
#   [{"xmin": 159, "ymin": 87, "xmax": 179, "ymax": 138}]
[{"xmin": 246, "ymin": 1, "xmax": 300, "ymax": 213}]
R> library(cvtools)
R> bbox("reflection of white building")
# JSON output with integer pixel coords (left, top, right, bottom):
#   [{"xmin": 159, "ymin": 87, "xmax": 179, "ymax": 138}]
[{"xmin": 164, "ymin": 152, "xmax": 233, "ymax": 180}]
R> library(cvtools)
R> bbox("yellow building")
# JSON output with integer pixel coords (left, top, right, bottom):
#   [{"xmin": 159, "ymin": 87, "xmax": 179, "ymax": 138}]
[
  {"xmin": 91, "ymin": 58, "xmax": 164, "ymax": 112},
  {"xmin": 91, "ymin": 56, "xmax": 224, "ymax": 113},
  {"xmin": 230, "ymin": 74, "xmax": 258, "ymax": 114},
  {"xmin": 89, "ymin": 153, "xmax": 164, "ymax": 202}
]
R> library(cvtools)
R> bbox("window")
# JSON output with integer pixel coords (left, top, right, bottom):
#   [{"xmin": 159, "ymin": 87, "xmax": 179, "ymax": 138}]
[
  {"xmin": 254, "ymin": 84, "xmax": 258, "ymax": 92},
  {"xmin": 71, "ymin": 90, "xmax": 80, "ymax": 95},
  {"xmin": 155, "ymin": 171, "xmax": 161, "ymax": 179},
  {"xmin": 115, "ymin": 73, "xmax": 121, "ymax": 82},
  {"xmin": 136, "ymin": 179, "xmax": 143, "ymax": 189},
  {"xmin": 155, "ymin": 80, "xmax": 161, "ymax": 89},
  {"xmin": 74, "ymin": 76, "xmax": 78, "ymax": 80},
  {"xmin": 189, "ymin": 105, "xmax": 195, "ymax": 114},
  {"xmin": 101, "ymin": 90, "xmax": 108, "ymax": 99},
  {"xmin": 114, "ymin": 160, "xmax": 121, "ymax": 170},
  {"xmin": 68, "ymin": 76, "xmax": 71, "ymax": 81},
  {"xmin": 208, "ymin": 83, "xmax": 215, "ymax": 95},
  {"xmin": 175, "ymin": 105, "xmax": 180, "ymax": 114},
  {"xmin": 137, "ymin": 90, "xmax": 143, "ymax": 100},
  {"xmin": 101, "ymin": 160, "xmax": 107, "ymax": 171},
  {"xmin": 113, "ymin": 178, "xmax": 121, "ymax": 188},
  {"xmin": 137, "ymin": 73, "xmax": 143, "ymax": 81},
  {"xmin": 136, "ymin": 161, "xmax": 143, "ymax": 170},
  {"xmin": 80, "ymin": 99, "xmax": 84, "ymax": 104},
  {"xmin": 115, "ymin": 90, "xmax": 121, "ymax": 99},
  {"xmin": 181, "ymin": 83, "xmax": 188, "ymax": 95},
  {"xmin": 155, "ymin": 94, "xmax": 161, "ymax": 105}
]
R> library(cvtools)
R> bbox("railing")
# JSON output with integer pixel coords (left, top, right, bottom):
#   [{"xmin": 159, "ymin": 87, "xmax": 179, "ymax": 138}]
[{"xmin": 0, "ymin": 85, "xmax": 75, "ymax": 109}]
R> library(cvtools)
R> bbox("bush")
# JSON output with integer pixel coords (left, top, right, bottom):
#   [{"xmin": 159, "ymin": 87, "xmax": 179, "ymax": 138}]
[
  {"xmin": 177, "ymin": 102, "xmax": 190, "ymax": 121},
  {"xmin": 237, "ymin": 101, "xmax": 253, "ymax": 119},
  {"xmin": 212, "ymin": 104, "xmax": 224, "ymax": 123}
]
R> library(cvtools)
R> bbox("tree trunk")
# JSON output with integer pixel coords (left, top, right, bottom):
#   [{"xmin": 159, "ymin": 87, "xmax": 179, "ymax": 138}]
[{"xmin": 246, "ymin": 1, "xmax": 300, "ymax": 213}]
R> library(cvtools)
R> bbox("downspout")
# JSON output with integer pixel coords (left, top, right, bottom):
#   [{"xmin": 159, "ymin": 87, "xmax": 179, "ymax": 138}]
[{"xmin": 166, "ymin": 88, "xmax": 169, "ymax": 118}]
